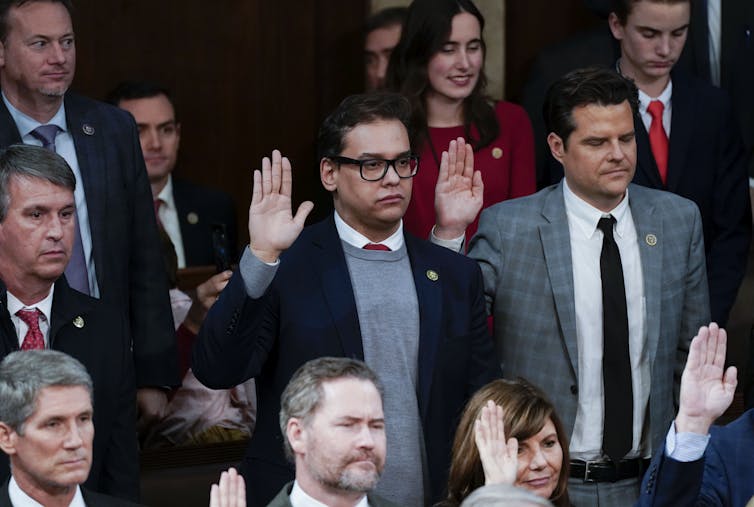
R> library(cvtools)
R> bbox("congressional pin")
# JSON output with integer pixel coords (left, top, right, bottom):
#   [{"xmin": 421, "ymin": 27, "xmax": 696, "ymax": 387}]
[
  {"xmin": 645, "ymin": 234, "xmax": 657, "ymax": 246},
  {"xmin": 82, "ymin": 124, "xmax": 95, "ymax": 136},
  {"xmin": 187, "ymin": 212, "xmax": 199, "ymax": 225},
  {"xmin": 73, "ymin": 316, "xmax": 84, "ymax": 328},
  {"xmin": 426, "ymin": 270, "xmax": 439, "ymax": 282},
  {"xmin": 491, "ymin": 147, "xmax": 503, "ymax": 159}
]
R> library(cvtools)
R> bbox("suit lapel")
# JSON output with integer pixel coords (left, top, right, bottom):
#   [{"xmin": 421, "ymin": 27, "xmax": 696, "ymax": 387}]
[
  {"xmin": 634, "ymin": 115, "xmax": 664, "ymax": 188},
  {"xmin": 405, "ymin": 234, "xmax": 441, "ymax": 418},
  {"xmin": 539, "ymin": 185, "xmax": 579, "ymax": 378},
  {"xmin": 309, "ymin": 217, "xmax": 364, "ymax": 360},
  {"xmin": 0, "ymin": 283, "xmax": 19, "ymax": 354},
  {"xmin": 666, "ymin": 74, "xmax": 693, "ymax": 191},
  {"xmin": 0, "ymin": 98, "xmax": 22, "ymax": 146},
  {"xmin": 49, "ymin": 277, "xmax": 93, "ymax": 348},
  {"xmin": 628, "ymin": 186, "xmax": 662, "ymax": 361}
]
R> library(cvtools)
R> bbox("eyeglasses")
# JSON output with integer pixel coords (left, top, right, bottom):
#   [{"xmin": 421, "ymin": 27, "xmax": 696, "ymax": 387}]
[{"xmin": 326, "ymin": 154, "xmax": 419, "ymax": 181}]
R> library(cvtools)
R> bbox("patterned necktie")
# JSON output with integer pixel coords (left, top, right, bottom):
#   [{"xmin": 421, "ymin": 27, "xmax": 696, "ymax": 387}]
[
  {"xmin": 597, "ymin": 216, "xmax": 633, "ymax": 462},
  {"xmin": 16, "ymin": 308, "xmax": 45, "ymax": 350},
  {"xmin": 363, "ymin": 243, "xmax": 391, "ymax": 251},
  {"xmin": 647, "ymin": 100, "xmax": 669, "ymax": 185},
  {"xmin": 30, "ymin": 125, "xmax": 90, "ymax": 295}
]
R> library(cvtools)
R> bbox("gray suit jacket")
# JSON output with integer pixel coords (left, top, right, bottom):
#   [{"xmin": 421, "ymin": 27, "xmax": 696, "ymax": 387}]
[
  {"xmin": 469, "ymin": 182, "xmax": 710, "ymax": 452},
  {"xmin": 266, "ymin": 482, "xmax": 400, "ymax": 507}
]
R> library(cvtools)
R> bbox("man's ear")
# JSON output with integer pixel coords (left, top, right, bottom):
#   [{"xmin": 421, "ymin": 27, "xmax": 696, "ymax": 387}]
[
  {"xmin": 547, "ymin": 132, "xmax": 566, "ymax": 164},
  {"xmin": 320, "ymin": 158, "xmax": 338, "ymax": 192},
  {"xmin": 0, "ymin": 422, "xmax": 18, "ymax": 456},
  {"xmin": 608, "ymin": 12, "xmax": 625, "ymax": 41},
  {"xmin": 286, "ymin": 417, "xmax": 307, "ymax": 456}
]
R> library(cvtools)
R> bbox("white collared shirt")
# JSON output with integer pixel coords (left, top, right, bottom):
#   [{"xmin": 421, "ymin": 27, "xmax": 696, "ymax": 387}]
[
  {"xmin": 707, "ymin": 0, "xmax": 722, "ymax": 87},
  {"xmin": 289, "ymin": 481, "xmax": 369, "ymax": 507},
  {"xmin": 563, "ymin": 181, "xmax": 650, "ymax": 460},
  {"xmin": 157, "ymin": 175, "xmax": 187, "ymax": 268},
  {"xmin": 8, "ymin": 476, "xmax": 86, "ymax": 507},
  {"xmin": 638, "ymin": 80, "xmax": 673, "ymax": 136},
  {"xmin": 333, "ymin": 210, "xmax": 404, "ymax": 251},
  {"xmin": 2, "ymin": 93, "xmax": 99, "ymax": 297},
  {"xmin": 7, "ymin": 286, "xmax": 55, "ymax": 348}
]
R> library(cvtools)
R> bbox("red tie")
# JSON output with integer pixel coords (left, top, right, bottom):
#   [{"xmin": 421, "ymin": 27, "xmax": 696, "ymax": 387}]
[
  {"xmin": 363, "ymin": 243, "xmax": 391, "ymax": 251},
  {"xmin": 647, "ymin": 100, "xmax": 669, "ymax": 185},
  {"xmin": 153, "ymin": 198, "xmax": 164, "ymax": 229},
  {"xmin": 16, "ymin": 309, "xmax": 45, "ymax": 350}
]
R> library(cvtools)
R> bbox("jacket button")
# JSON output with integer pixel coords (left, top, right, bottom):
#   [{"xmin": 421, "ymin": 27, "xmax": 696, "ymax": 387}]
[{"xmin": 570, "ymin": 385, "xmax": 578, "ymax": 395}]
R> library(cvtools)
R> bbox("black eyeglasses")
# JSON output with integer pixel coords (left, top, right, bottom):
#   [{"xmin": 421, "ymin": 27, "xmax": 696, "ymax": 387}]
[{"xmin": 326, "ymin": 154, "xmax": 419, "ymax": 181}]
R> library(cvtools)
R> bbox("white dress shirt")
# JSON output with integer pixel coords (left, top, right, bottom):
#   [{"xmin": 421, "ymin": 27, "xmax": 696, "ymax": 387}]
[
  {"xmin": 707, "ymin": 0, "xmax": 722, "ymax": 87},
  {"xmin": 2, "ymin": 93, "xmax": 99, "ymax": 297},
  {"xmin": 8, "ymin": 476, "xmax": 86, "ymax": 507},
  {"xmin": 289, "ymin": 480, "xmax": 370, "ymax": 507},
  {"xmin": 563, "ymin": 181, "xmax": 650, "ymax": 460},
  {"xmin": 638, "ymin": 80, "xmax": 673, "ymax": 136},
  {"xmin": 333, "ymin": 210, "xmax": 404, "ymax": 251},
  {"xmin": 7, "ymin": 287, "xmax": 54, "ymax": 348},
  {"xmin": 157, "ymin": 175, "xmax": 187, "ymax": 268}
]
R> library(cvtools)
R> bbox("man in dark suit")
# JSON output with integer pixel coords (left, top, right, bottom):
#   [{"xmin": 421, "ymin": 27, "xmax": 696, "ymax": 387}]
[
  {"xmin": 268, "ymin": 357, "xmax": 398, "ymax": 507},
  {"xmin": 107, "ymin": 81, "xmax": 238, "ymax": 267},
  {"xmin": 0, "ymin": 144, "xmax": 138, "ymax": 500},
  {"xmin": 608, "ymin": 0, "xmax": 750, "ymax": 327},
  {"xmin": 0, "ymin": 350, "xmax": 141, "ymax": 507},
  {"xmin": 0, "ymin": 0, "xmax": 178, "ymax": 420},
  {"xmin": 193, "ymin": 93, "xmax": 498, "ymax": 507}
]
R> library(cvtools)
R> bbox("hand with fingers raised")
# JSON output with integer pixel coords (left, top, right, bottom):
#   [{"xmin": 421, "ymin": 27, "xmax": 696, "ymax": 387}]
[
  {"xmin": 434, "ymin": 137, "xmax": 484, "ymax": 240},
  {"xmin": 474, "ymin": 400, "xmax": 519, "ymax": 486}
]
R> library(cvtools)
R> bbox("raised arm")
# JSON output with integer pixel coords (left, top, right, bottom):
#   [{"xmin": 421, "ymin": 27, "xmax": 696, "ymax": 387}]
[{"xmin": 474, "ymin": 400, "xmax": 518, "ymax": 486}]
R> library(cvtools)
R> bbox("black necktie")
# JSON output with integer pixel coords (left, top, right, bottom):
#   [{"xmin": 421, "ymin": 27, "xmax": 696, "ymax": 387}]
[{"xmin": 597, "ymin": 216, "xmax": 633, "ymax": 462}]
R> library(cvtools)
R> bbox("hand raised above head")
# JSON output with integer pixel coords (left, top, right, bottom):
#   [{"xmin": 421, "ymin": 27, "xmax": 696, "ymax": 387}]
[
  {"xmin": 474, "ymin": 400, "xmax": 518, "ymax": 486},
  {"xmin": 248, "ymin": 150, "xmax": 314, "ymax": 263},
  {"xmin": 434, "ymin": 137, "xmax": 484, "ymax": 240}
]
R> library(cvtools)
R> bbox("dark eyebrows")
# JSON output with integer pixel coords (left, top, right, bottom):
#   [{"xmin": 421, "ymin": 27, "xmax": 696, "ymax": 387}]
[{"xmin": 359, "ymin": 150, "xmax": 412, "ymax": 159}]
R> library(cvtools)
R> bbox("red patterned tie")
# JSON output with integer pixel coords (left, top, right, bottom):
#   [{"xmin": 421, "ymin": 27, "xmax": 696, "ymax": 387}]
[
  {"xmin": 363, "ymin": 243, "xmax": 391, "ymax": 251},
  {"xmin": 16, "ymin": 308, "xmax": 45, "ymax": 350},
  {"xmin": 647, "ymin": 100, "xmax": 669, "ymax": 185},
  {"xmin": 153, "ymin": 198, "xmax": 164, "ymax": 229}
]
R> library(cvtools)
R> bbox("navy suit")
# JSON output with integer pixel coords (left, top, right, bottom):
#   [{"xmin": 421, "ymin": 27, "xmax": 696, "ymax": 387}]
[
  {"xmin": 193, "ymin": 215, "xmax": 498, "ymax": 507},
  {"xmin": 631, "ymin": 72, "xmax": 751, "ymax": 326},
  {"xmin": 0, "ymin": 479, "xmax": 143, "ymax": 507},
  {"xmin": 638, "ymin": 410, "xmax": 754, "ymax": 507},
  {"xmin": 172, "ymin": 177, "xmax": 238, "ymax": 267},
  {"xmin": 0, "ymin": 92, "xmax": 178, "ymax": 388},
  {"xmin": 0, "ymin": 278, "xmax": 139, "ymax": 501}
]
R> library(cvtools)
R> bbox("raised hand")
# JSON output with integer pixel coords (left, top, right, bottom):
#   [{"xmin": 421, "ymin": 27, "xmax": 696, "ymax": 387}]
[
  {"xmin": 248, "ymin": 150, "xmax": 314, "ymax": 263},
  {"xmin": 209, "ymin": 467, "xmax": 246, "ymax": 507},
  {"xmin": 676, "ymin": 323, "xmax": 738, "ymax": 434},
  {"xmin": 434, "ymin": 137, "xmax": 484, "ymax": 240},
  {"xmin": 474, "ymin": 400, "xmax": 518, "ymax": 486}
]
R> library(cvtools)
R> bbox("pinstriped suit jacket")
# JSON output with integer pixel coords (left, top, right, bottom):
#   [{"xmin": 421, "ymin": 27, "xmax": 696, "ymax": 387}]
[{"xmin": 469, "ymin": 181, "xmax": 710, "ymax": 453}]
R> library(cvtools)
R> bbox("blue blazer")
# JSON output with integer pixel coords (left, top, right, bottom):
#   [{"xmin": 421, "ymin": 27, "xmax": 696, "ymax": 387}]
[
  {"xmin": 0, "ymin": 92, "xmax": 178, "ymax": 388},
  {"xmin": 638, "ymin": 410, "xmax": 754, "ymax": 506},
  {"xmin": 193, "ymin": 215, "xmax": 499, "ymax": 507}
]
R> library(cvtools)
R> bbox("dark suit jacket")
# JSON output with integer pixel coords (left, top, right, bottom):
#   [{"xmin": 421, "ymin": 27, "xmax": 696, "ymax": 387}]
[
  {"xmin": 637, "ymin": 410, "xmax": 754, "ymax": 507},
  {"xmin": 193, "ymin": 215, "xmax": 498, "ymax": 507},
  {"xmin": 0, "ymin": 92, "xmax": 178, "ymax": 388},
  {"xmin": 631, "ymin": 71, "xmax": 751, "ymax": 326},
  {"xmin": 266, "ymin": 482, "xmax": 400, "ymax": 507},
  {"xmin": 0, "ymin": 278, "xmax": 139, "ymax": 501},
  {"xmin": 172, "ymin": 178, "xmax": 238, "ymax": 266},
  {"xmin": 0, "ymin": 479, "xmax": 143, "ymax": 507}
]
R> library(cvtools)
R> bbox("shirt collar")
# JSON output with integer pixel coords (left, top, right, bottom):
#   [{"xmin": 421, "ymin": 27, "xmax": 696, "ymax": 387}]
[
  {"xmin": 7, "ymin": 284, "xmax": 55, "ymax": 325},
  {"xmin": 333, "ymin": 210, "xmax": 404, "ymax": 251},
  {"xmin": 638, "ymin": 79, "xmax": 673, "ymax": 114},
  {"xmin": 2, "ymin": 92, "xmax": 67, "ymax": 138},
  {"xmin": 562, "ymin": 179, "xmax": 630, "ymax": 239},
  {"xmin": 8, "ymin": 475, "xmax": 85, "ymax": 507},
  {"xmin": 157, "ymin": 174, "xmax": 176, "ymax": 210},
  {"xmin": 289, "ymin": 481, "xmax": 369, "ymax": 507}
]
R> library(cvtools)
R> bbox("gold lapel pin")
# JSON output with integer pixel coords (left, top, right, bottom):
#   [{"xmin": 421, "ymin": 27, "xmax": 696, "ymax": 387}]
[
  {"xmin": 645, "ymin": 234, "xmax": 657, "ymax": 246},
  {"xmin": 82, "ymin": 124, "xmax": 94, "ymax": 136},
  {"xmin": 187, "ymin": 212, "xmax": 199, "ymax": 225},
  {"xmin": 492, "ymin": 147, "xmax": 503, "ymax": 159},
  {"xmin": 426, "ymin": 270, "xmax": 439, "ymax": 281},
  {"xmin": 73, "ymin": 316, "xmax": 84, "ymax": 328}
]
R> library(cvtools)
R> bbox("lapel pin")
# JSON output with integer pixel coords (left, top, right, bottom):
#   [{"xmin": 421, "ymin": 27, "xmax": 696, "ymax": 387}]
[
  {"xmin": 187, "ymin": 212, "xmax": 199, "ymax": 225},
  {"xmin": 426, "ymin": 269, "xmax": 439, "ymax": 282},
  {"xmin": 73, "ymin": 316, "xmax": 84, "ymax": 328},
  {"xmin": 492, "ymin": 147, "xmax": 503, "ymax": 159},
  {"xmin": 82, "ymin": 124, "xmax": 94, "ymax": 136},
  {"xmin": 645, "ymin": 234, "xmax": 657, "ymax": 246}
]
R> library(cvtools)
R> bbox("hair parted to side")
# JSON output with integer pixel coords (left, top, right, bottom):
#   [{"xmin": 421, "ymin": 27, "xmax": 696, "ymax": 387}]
[
  {"xmin": 385, "ymin": 0, "xmax": 498, "ymax": 152},
  {"xmin": 0, "ymin": 350, "xmax": 93, "ymax": 435},
  {"xmin": 460, "ymin": 484, "xmax": 554, "ymax": 507},
  {"xmin": 105, "ymin": 80, "xmax": 177, "ymax": 117},
  {"xmin": 317, "ymin": 92, "xmax": 412, "ymax": 160},
  {"xmin": 0, "ymin": 144, "xmax": 76, "ymax": 221},
  {"xmin": 610, "ymin": 0, "xmax": 690, "ymax": 25},
  {"xmin": 365, "ymin": 6, "xmax": 408, "ymax": 35},
  {"xmin": 279, "ymin": 357, "xmax": 384, "ymax": 461},
  {"xmin": 0, "ymin": 0, "xmax": 74, "ymax": 42},
  {"xmin": 543, "ymin": 66, "xmax": 639, "ymax": 148},
  {"xmin": 443, "ymin": 379, "xmax": 570, "ymax": 507}
]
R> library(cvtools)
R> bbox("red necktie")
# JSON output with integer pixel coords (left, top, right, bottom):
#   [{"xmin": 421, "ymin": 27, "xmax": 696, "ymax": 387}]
[
  {"xmin": 647, "ymin": 100, "xmax": 669, "ymax": 185},
  {"xmin": 16, "ymin": 308, "xmax": 45, "ymax": 350},
  {"xmin": 363, "ymin": 243, "xmax": 391, "ymax": 251},
  {"xmin": 153, "ymin": 198, "xmax": 164, "ymax": 229}
]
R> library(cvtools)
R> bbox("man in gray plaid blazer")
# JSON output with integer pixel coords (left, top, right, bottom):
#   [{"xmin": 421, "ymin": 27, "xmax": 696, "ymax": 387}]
[{"xmin": 433, "ymin": 67, "xmax": 710, "ymax": 506}]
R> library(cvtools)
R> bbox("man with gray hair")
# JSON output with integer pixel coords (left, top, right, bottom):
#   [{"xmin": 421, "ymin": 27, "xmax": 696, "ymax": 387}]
[
  {"xmin": 267, "ymin": 357, "xmax": 398, "ymax": 507},
  {"xmin": 0, "ymin": 144, "xmax": 138, "ymax": 500},
  {"xmin": 0, "ymin": 350, "xmax": 140, "ymax": 506}
]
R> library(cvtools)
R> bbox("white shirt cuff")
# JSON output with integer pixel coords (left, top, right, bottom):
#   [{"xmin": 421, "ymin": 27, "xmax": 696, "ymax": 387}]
[
  {"xmin": 430, "ymin": 226, "xmax": 465, "ymax": 253},
  {"xmin": 664, "ymin": 420, "xmax": 710, "ymax": 462}
]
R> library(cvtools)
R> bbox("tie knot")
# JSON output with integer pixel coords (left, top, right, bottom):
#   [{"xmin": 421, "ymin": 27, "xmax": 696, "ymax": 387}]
[
  {"xmin": 16, "ymin": 308, "xmax": 42, "ymax": 329},
  {"xmin": 363, "ymin": 243, "xmax": 391, "ymax": 251},
  {"xmin": 647, "ymin": 100, "xmax": 664, "ymax": 120},
  {"xmin": 597, "ymin": 215, "xmax": 616, "ymax": 236},
  {"xmin": 30, "ymin": 124, "xmax": 62, "ymax": 151}
]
